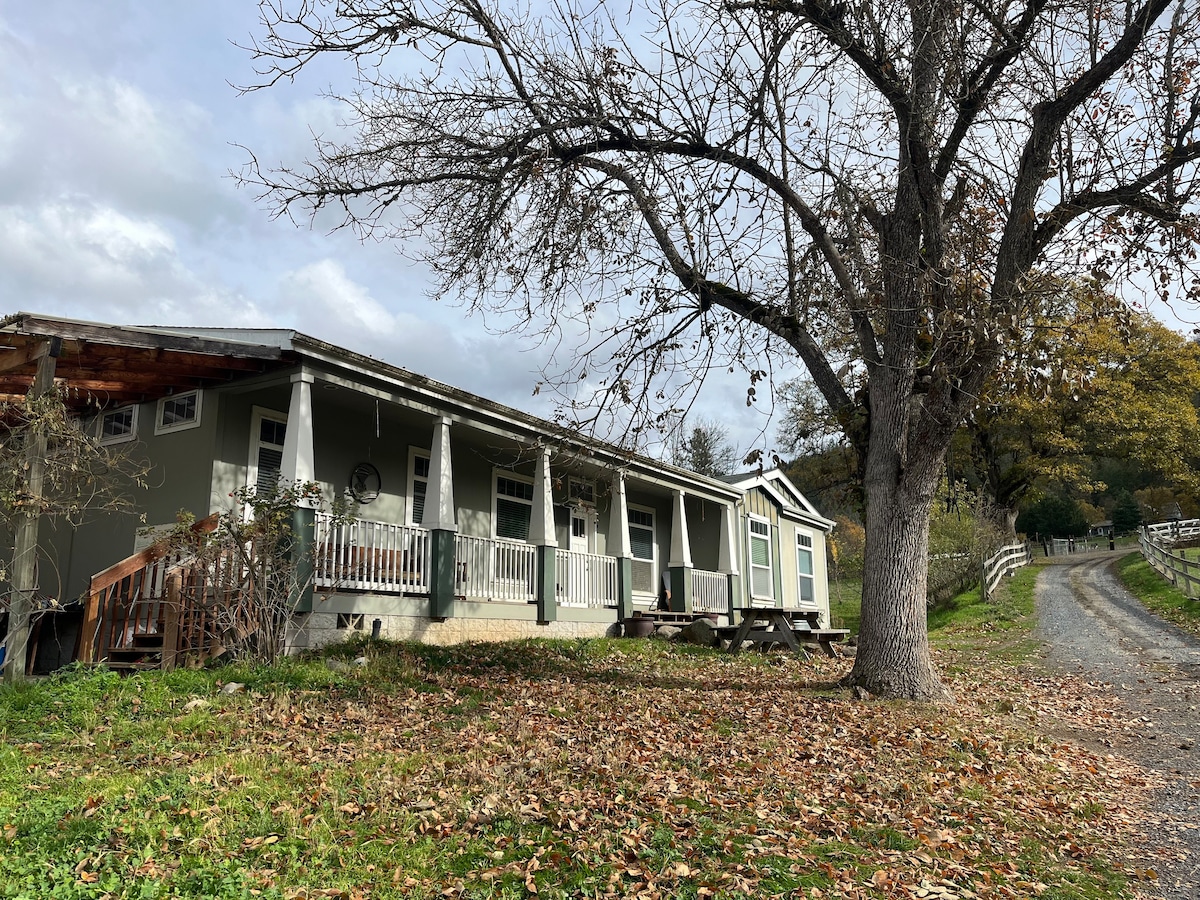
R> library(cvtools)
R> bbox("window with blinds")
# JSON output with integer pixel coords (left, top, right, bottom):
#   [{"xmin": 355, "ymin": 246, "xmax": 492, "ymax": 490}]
[
  {"xmin": 749, "ymin": 517, "xmax": 774, "ymax": 600},
  {"xmin": 494, "ymin": 474, "xmax": 533, "ymax": 541},
  {"xmin": 628, "ymin": 506, "xmax": 655, "ymax": 593},
  {"xmin": 251, "ymin": 412, "xmax": 287, "ymax": 494}
]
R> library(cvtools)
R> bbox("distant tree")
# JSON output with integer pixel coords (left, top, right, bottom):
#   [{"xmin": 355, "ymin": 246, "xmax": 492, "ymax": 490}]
[
  {"xmin": 967, "ymin": 292, "xmax": 1200, "ymax": 530},
  {"xmin": 243, "ymin": 0, "xmax": 1200, "ymax": 700},
  {"xmin": 1133, "ymin": 486, "xmax": 1197, "ymax": 523},
  {"xmin": 668, "ymin": 418, "xmax": 739, "ymax": 478},
  {"xmin": 1016, "ymin": 495, "xmax": 1090, "ymax": 539},
  {"xmin": 1111, "ymin": 492, "xmax": 1142, "ymax": 534}
]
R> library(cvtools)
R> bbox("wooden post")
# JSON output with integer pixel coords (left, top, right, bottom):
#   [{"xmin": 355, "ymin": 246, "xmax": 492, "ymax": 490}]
[
  {"xmin": 76, "ymin": 591, "xmax": 103, "ymax": 663},
  {"xmin": 161, "ymin": 574, "xmax": 182, "ymax": 671},
  {"xmin": 5, "ymin": 341, "xmax": 58, "ymax": 683}
]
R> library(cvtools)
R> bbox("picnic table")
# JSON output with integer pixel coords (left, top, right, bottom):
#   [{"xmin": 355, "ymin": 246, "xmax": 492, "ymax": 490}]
[{"xmin": 718, "ymin": 607, "xmax": 849, "ymax": 658}]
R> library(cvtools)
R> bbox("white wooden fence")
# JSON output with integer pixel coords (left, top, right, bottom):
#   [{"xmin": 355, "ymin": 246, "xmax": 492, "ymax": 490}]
[
  {"xmin": 980, "ymin": 542, "xmax": 1032, "ymax": 600},
  {"xmin": 1145, "ymin": 519, "xmax": 1200, "ymax": 544},
  {"xmin": 1140, "ymin": 526, "xmax": 1200, "ymax": 600}
]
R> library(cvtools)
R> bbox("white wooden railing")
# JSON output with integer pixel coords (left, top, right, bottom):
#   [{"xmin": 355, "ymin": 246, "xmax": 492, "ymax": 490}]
[
  {"xmin": 980, "ymin": 541, "xmax": 1032, "ymax": 600},
  {"xmin": 313, "ymin": 513, "xmax": 430, "ymax": 593},
  {"xmin": 1146, "ymin": 519, "xmax": 1200, "ymax": 544},
  {"xmin": 455, "ymin": 534, "xmax": 536, "ymax": 603},
  {"xmin": 691, "ymin": 569, "xmax": 730, "ymax": 613},
  {"xmin": 1140, "ymin": 526, "xmax": 1200, "ymax": 599},
  {"xmin": 554, "ymin": 549, "xmax": 619, "ymax": 608}
]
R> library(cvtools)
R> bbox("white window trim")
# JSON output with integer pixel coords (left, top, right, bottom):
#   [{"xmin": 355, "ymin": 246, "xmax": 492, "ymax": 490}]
[
  {"xmin": 407, "ymin": 446, "xmax": 430, "ymax": 527},
  {"xmin": 154, "ymin": 390, "xmax": 203, "ymax": 436},
  {"xmin": 97, "ymin": 404, "xmax": 138, "ymax": 446},
  {"xmin": 627, "ymin": 503, "xmax": 657, "ymax": 598},
  {"xmin": 247, "ymin": 406, "xmax": 287, "ymax": 495},
  {"xmin": 568, "ymin": 477, "xmax": 596, "ymax": 508},
  {"xmin": 748, "ymin": 515, "xmax": 775, "ymax": 602},
  {"xmin": 796, "ymin": 530, "xmax": 816, "ymax": 607},
  {"xmin": 492, "ymin": 470, "xmax": 534, "ymax": 543},
  {"xmin": 627, "ymin": 503, "xmax": 656, "ymax": 562}
]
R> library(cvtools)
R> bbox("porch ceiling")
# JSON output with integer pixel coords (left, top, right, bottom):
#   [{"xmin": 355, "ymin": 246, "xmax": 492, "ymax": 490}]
[{"xmin": 0, "ymin": 313, "xmax": 294, "ymax": 413}]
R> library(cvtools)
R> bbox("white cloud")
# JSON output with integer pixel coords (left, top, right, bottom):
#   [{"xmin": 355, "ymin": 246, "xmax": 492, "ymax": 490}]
[{"xmin": 0, "ymin": 198, "xmax": 264, "ymax": 326}]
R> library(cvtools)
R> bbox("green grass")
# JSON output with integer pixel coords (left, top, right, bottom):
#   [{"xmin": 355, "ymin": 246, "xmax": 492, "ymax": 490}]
[
  {"xmin": 1114, "ymin": 551, "xmax": 1200, "ymax": 639},
  {"xmin": 0, "ymin": 635, "xmax": 1137, "ymax": 900},
  {"xmin": 827, "ymin": 576, "xmax": 862, "ymax": 634}
]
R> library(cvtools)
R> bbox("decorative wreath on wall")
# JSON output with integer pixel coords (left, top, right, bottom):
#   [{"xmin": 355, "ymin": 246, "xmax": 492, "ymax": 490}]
[{"xmin": 349, "ymin": 462, "xmax": 381, "ymax": 503}]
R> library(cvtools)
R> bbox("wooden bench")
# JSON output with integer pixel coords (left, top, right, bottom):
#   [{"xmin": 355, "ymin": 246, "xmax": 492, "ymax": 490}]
[{"xmin": 718, "ymin": 608, "xmax": 850, "ymax": 658}]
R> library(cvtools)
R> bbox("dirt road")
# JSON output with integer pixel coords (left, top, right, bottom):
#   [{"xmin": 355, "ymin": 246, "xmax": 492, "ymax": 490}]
[{"xmin": 1036, "ymin": 553, "xmax": 1200, "ymax": 899}]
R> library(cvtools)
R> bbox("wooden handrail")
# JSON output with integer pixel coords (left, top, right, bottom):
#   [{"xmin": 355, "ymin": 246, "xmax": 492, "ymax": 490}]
[
  {"xmin": 88, "ymin": 514, "xmax": 219, "ymax": 595},
  {"xmin": 77, "ymin": 514, "xmax": 220, "ymax": 664}
]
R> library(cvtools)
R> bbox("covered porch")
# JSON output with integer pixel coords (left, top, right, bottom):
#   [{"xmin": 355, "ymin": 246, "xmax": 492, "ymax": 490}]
[{"xmin": 271, "ymin": 367, "xmax": 743, "ymax": 629}]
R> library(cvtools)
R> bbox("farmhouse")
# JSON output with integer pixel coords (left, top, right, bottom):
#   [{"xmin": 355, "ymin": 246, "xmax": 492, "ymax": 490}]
[{"xmin": 0, "ymin": 312, "xmax": 834, "ymax": 672}]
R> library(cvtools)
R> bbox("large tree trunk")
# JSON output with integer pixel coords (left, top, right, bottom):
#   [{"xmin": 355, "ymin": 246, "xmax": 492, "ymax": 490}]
[{"xmin": 847, "ymin": 471, "xmax": 950, "ymax": 701}]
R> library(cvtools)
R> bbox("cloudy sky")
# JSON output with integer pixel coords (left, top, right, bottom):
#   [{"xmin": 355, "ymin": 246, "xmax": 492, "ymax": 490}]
[
  {"xmin": 0, "ymin": 1, "xmax": 786, "ymax": 457},
  {"xmin": 5, "ymin": 4, "xmax": 1195, "ymax": 463}
]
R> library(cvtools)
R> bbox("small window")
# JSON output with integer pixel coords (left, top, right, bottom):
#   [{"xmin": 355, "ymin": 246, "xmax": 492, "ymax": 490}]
[
  {"xmin": 797, "ymin": 532, "xmax": 816, "ymax": 606},
  {"xmin": 98, "ymin": 405, "xmax": 138, "ymax": 445},
  {"xmin": 569, "ymin": 478, "xmax": 595, "ymax": 506},
  {"xmin": 336, "ymin": 613, "xmax": 365, "ymax": 631},
  {"xmin": 494, "ymin": 473, "xmax": 534, "ymax": 541},
  {"xmin": 155, "ymin": 390, "xmax": 202, "ymax": 435}
]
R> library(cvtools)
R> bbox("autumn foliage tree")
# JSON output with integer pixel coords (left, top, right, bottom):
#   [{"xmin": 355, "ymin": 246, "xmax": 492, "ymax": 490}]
[
  {"xmin": 241, "ymin": 0, "xmax": 1200, "ymax": 699},
  {"xmin": 967, "ymin": 285, "xmax": 1200, "ymax": 529}
]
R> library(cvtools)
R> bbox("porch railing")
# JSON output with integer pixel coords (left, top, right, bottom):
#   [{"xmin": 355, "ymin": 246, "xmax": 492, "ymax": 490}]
[
  {"xmin": 691, "ymin": 569, "xmax": 730, "ymax": 613},
  {"xmin": 555, "ymin": 549, "xmax": 619, "ymax": 608},
  {"xmin": 314, "ymin": 513, "xmax": 430, "ymax": 594},
  {"xmin": 455, "ymin": 534, "xmax": 536, "ymax": 603}
]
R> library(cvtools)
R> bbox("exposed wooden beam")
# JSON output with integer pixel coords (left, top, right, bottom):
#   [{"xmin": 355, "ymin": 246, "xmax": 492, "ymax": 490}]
[
  {"xmin": 9, "ymin": 316, "xmax": 284, "ymax": 360},
  {"xmin": 0, "ymin": 340, "xmax": 50, "ymax": 374}
]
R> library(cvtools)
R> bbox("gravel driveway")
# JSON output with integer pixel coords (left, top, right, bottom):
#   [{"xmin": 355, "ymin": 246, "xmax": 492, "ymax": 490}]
[{"xmin": 1036, "ymin": 552, "xmax": 1200, "ymax": 899}]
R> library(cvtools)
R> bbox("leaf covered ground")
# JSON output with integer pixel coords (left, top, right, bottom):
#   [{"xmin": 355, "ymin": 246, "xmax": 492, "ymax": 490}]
[{"xmin": 0, "ymin": 604, "xmax": 1160, "ymax": 900}]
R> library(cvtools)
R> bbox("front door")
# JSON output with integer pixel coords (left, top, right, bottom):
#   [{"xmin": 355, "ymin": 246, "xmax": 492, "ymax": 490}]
[{"xmin": 570, "ymin": 511, "xmax": 591, "ymax": 554}]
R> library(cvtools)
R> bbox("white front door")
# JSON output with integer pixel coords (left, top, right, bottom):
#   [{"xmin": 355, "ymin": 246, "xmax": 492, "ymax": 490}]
[{"xmin": 570, "ymin": 511, "xmax": 591, "ymax": 554}]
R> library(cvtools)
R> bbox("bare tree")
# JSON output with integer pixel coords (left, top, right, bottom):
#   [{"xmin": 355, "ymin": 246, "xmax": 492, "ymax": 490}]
[
  {"xmin": 1, "ymin": 387, "xmax": 151, "ymax": 681},
  {"xmin": 239, "ymin": 0, "xmax": 1200, "ymax": 699}
]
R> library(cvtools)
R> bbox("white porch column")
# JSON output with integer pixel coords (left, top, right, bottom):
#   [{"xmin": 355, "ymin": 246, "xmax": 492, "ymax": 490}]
[
  {"xmin": 530, "ymin": 446, "xmax": 555, "ymax": 547},
  {"xmin": 281, "ymin": 373, "xmax": 316, "ymax": 494},
  {"xmin": 422, "ymin": 416, "xmax": 457, "ymax": 532},
  {"xmin": 609, "ymin": 471, "xmax": 632, "ymax": 558},
  {"xmin": 668, "ymin": 490, "xmax": 693, "ymax": 568},
  {"xmin": 719, "ymin": 502, "xmax": 739, "ymax": 574}
]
